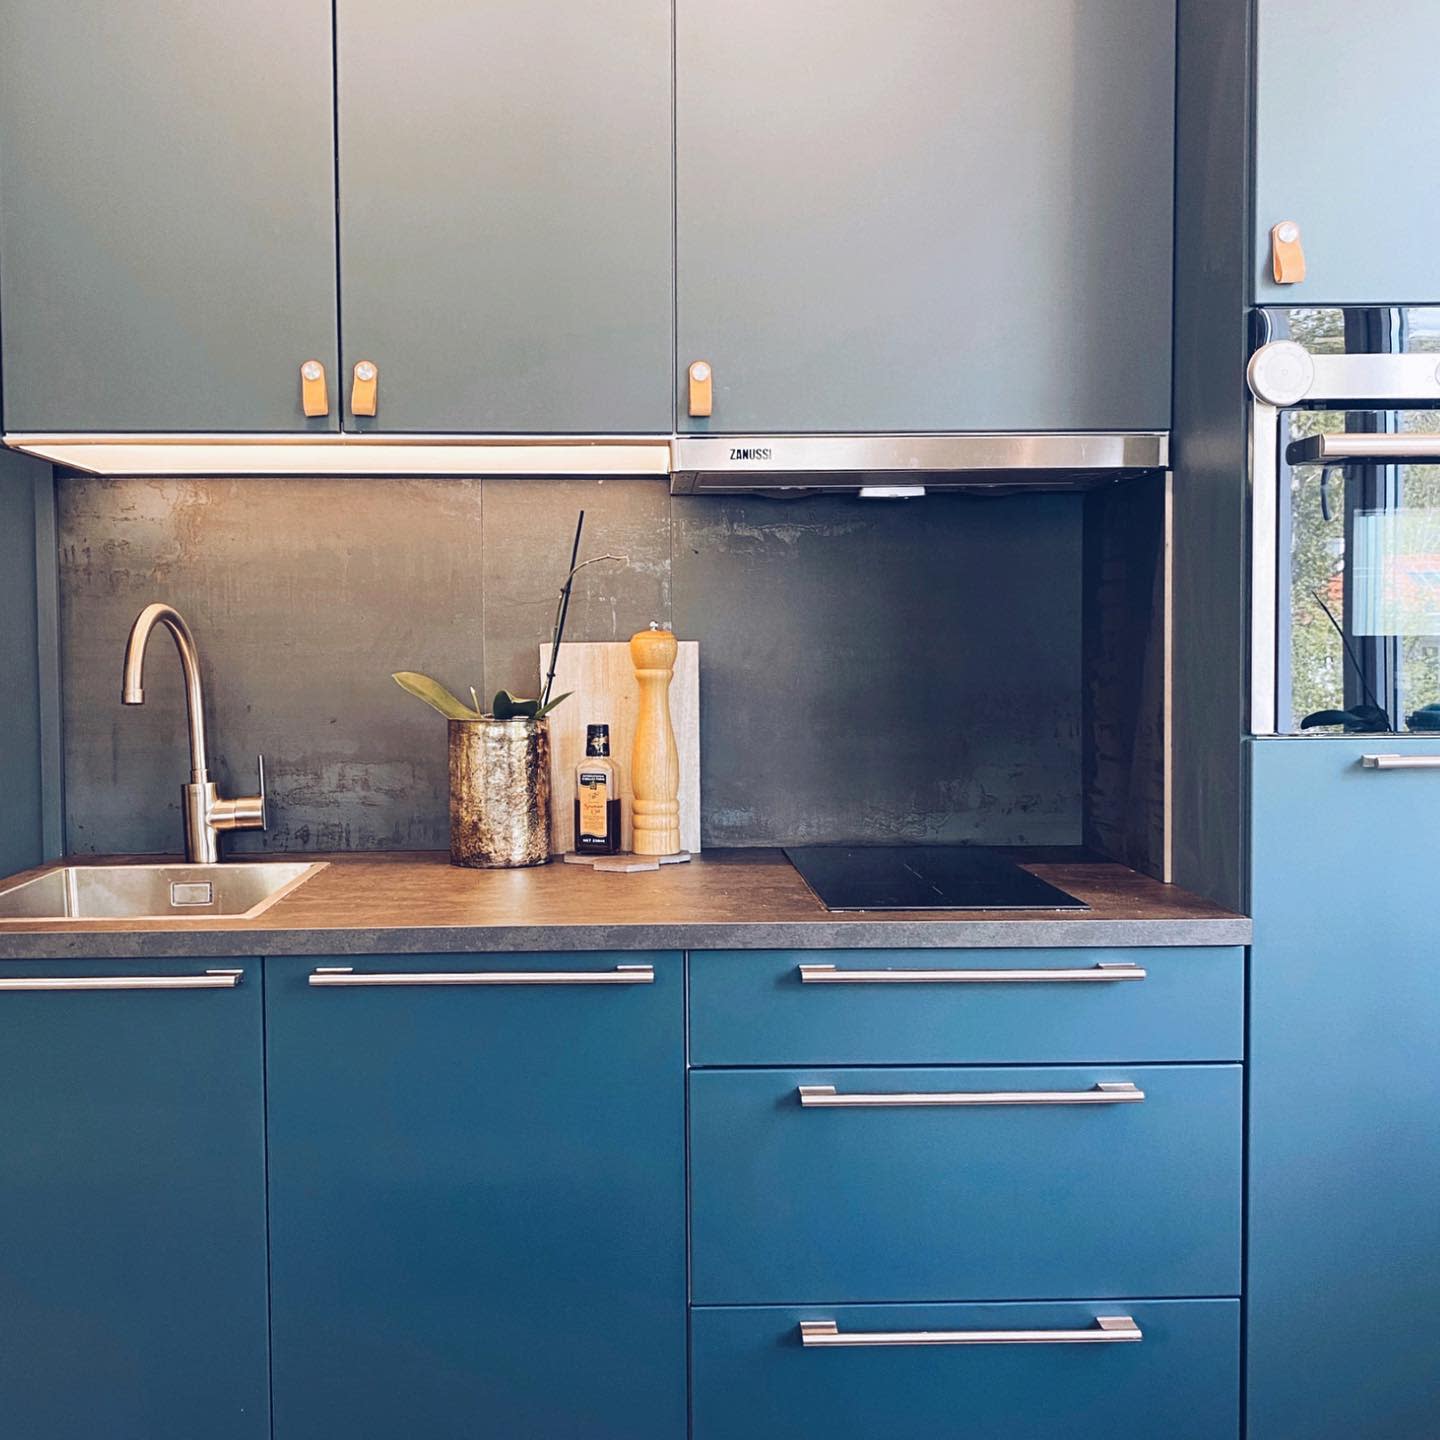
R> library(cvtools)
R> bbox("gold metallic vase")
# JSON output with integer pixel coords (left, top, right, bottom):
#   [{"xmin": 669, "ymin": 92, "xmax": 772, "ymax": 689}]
[{"xmin": 448, "ymin": 717, "xmax": 551, "ymax": 868}]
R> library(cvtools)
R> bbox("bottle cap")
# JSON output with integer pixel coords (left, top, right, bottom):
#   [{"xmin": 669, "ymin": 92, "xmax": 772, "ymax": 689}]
[{"xmin": 585, "ymin": 723, "xmax": 611, "ymax": 757}]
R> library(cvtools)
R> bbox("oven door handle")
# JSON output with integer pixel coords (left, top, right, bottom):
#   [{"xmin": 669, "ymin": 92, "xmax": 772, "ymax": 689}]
[{"xmin": 1286, "ymin": 433, "xmax": 1440, "ymax": 465}]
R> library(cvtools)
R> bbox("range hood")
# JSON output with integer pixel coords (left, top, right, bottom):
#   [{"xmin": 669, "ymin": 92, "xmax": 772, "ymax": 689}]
[
  {"xmin": 669, "ymin": 433, "xmax": 1169, "ymax": 494},
  {"xmin": 3, "ymin": 429, "xmax": 1168, "ymax": 488}
]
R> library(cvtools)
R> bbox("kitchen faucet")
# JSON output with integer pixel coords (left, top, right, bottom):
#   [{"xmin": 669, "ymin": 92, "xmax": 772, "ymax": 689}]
[{"xmin": 121, "ymin": 603, "xmax": 266, "ymax": 863}]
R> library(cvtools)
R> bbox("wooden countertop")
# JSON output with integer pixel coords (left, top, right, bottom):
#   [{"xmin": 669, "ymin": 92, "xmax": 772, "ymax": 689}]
[{"xmin": 0, "ymin": 849, "xmax": 1249, "ymax": 959}]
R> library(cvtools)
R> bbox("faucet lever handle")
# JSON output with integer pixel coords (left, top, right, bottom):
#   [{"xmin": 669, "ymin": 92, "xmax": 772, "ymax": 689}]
[
  {"xmin": 209, "ymin": 755, "xmax": 267, "ymax": 835},
  {"xmin": 255, "ymin": 753, "xmax": 268, "ymax": 832}
]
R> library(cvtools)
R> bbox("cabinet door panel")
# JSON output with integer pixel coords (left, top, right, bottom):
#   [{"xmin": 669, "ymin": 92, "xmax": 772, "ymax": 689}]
[
  {"xmin": 691, "ymin": 1064, "xmax": 1241, "ymax": 1304},
  {"xmin": 338, "ymin": 1, "xmax": 672, "ymax": 433},
  {"xmin": 676, "ymin": 0, "xmax": 1174, "ymax": 434},
  {"xmin": 1255, "ymin": 1, "xmax": 1440, "ymax": 305},
  {"xmin": 266, "ymin": 952, "xmax": 686, "ymax": 1440},
  {"xmin": 688, "ymin": 947, "xmax": 1244, "ymax": 1066},
  {"xmin": 0, "ymin": 1, "xmax": 339, "ymax": 433},
  {"xmin": 693, "ymin": 1301, "xmax": 1239, "ymax": 1440},
  {"xmin": 1249, "ymin": 739, "xmax": 1440, "ymax": 1439},
  {"xmin": 0, "ymin": 961, "xmax": 269, "ymax": 1440}
]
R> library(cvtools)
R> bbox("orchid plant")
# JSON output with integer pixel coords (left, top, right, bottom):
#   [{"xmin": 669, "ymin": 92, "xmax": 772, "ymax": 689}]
[{"xmin": 393, "ymin": 510, "xmax": 625, "ymax": 722}]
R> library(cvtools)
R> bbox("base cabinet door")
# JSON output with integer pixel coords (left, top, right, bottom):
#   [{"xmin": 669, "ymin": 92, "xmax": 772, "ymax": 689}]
[
  {"xmin": 1249, "ymin": 740, "xmax": 1440, "ymax": 1439},
  {"xmin": 0, "ymin": 961, "xmax": 270, "ymax": 1440},
  {"xmin": 266, "ymin": 952, "xmax": 686, "ymax": 1440},
  {"xmin": 692, "ymin": 1301, "xmax": 1239, "ymax": 1440}
]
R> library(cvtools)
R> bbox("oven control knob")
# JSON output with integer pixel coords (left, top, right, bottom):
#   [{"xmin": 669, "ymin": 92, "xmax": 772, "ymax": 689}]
[{"xmin": 1247, "ymin": 341, "xmax": 1315, "ymax": 407}]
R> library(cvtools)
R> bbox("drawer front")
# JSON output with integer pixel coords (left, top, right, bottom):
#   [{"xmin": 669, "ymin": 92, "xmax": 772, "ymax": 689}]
[
  {"xmin": 688, "ymin": 948, "xmax": 1243, "ymax": 1066},
  {"xmin": 692, "ymin": 1300, "xmax": 1239, "ymax": 1440},
  {"xmin": 690, "ymin": 1064, "xmax": 1240, "ymax": 1304}
]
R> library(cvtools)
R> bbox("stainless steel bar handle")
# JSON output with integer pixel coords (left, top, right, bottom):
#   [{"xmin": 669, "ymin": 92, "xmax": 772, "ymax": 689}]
[
  {"xmin": 800, "ymin": 1315, "xmax": 1142, "ymax": 1348},
  {"xmin": 0, "ymin": 969, "xmax": 243, "ymax": 991},
  {"xmin": 798, "ymin": 1081, "xmax": 1143, "ymax": 1108},
  {"xmin": 309, "ymin": 964, "xmax": 654, "ymax": 987},
  {"xmin": 1287, "ymin": 432, "xmax": 1440, "ymax": 465},
  {"xmin": 1362, "ymin": 754, "xmax": 1440, "ymax": 770},
  {"xmin": 799, "ymin": 961, "xmax": 1145, "ymax": 984}
]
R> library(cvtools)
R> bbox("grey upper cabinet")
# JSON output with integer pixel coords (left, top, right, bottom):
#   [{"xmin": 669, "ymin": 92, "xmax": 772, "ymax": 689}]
[
  {"xmin": 336, "ymin": 0, "xmax": 673, "ymax": 434},
  {"xmin": 675, "ymin": 0, "xmax": 1175, "ymax": 436},
  {"xmin": 1254, "ymin": 1, "xmax": 1440, "ymax": 306},
  {"xmin": 0, "ymin": 1, "xmax": 339, "ymax": 434}
]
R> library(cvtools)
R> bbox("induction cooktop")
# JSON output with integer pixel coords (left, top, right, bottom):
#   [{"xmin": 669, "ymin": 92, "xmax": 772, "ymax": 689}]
[{"xmin": 784, "ymin": 845, "xmax": 1088, "ymax": 913}]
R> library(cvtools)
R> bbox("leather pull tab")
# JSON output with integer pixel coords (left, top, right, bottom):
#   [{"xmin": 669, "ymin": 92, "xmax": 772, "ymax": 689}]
[
  {"xmin": 299, "ymin": 360, "xmax": 329, "ymax": 417},
  {"xmin": 351, "ymin": 360, "xmax": 378, "ymax": 417},
  {"xmin": 688, "ymin": 360, "xmax": 713, "ymax": 418},
  {"xmin": 1270, "ymin": 221, "xmax": 1306, "ymax": 284}
]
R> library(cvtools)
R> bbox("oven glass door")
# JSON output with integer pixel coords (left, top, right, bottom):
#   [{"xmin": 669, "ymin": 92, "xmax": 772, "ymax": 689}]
[
  {"xmin": 1262, "ymin": 306, "xmax": 1440, "ymax": 736},
  {"xmin": 1280, "ymin": 406, "xmax": 1440, "ymax": 734}
]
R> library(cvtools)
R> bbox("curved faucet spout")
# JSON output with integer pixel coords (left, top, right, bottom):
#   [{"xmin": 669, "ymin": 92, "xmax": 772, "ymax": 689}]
[{"xmin": 121, "ymin": 603, "xmax": 210, "ymax": 782}]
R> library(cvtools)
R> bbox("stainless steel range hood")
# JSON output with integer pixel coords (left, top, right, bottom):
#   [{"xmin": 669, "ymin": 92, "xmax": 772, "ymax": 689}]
[
  {"xmin": 670, "ymin": 432, "xmax": 1169, "ymax": 495},
  {"xmin": 4, "ymin": 429, "xmax": 1169, "ymax": 487}
]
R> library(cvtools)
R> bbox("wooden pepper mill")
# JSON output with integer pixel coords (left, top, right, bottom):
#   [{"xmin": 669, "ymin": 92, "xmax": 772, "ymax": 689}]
[{"xmin": 629, "ymin": 623, "xmax": 683, "ymax": 856}]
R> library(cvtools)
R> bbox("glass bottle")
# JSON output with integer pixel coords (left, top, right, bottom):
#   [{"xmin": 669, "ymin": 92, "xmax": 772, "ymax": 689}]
[{"xmin": 574, "ymin": 723, "xmax": 621, "ymax": 855}]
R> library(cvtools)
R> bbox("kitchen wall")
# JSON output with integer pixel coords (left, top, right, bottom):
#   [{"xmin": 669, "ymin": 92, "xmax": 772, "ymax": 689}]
[
  {"xmin": 0, "ymin": 447, "xmax": 49, "ymax": 875},
  {"xmin": 56, "ymin": 475, "xmax": 1083, "ymax": 854}
]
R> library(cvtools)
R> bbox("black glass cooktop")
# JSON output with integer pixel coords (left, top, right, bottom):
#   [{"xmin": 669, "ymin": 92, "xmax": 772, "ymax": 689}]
[{"xmin": 784, "ymin": 845, "xmax": 1088, "ymax": 913}]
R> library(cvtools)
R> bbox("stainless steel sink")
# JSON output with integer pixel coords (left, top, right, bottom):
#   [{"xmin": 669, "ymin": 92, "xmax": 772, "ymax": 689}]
[{"xmin": 0, "ymin": 861, "xmax": 325, "ymax": 922}]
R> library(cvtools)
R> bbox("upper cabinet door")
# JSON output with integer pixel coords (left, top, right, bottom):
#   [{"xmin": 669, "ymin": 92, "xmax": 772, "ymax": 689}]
[
  {"xmin": 0, "ymin": 1, "xmax": 339, "ymax": 434},
  {"xmin": 675, "ymin": 0, "xmax": 1175, "ymax": 435},
  {"xmin": 336, "ymin": 1, "xmax": 673, "ymax": 434},
  {"xmin": 1255, "ymin": 1, "xmax": 1440, "ymax": 306}
]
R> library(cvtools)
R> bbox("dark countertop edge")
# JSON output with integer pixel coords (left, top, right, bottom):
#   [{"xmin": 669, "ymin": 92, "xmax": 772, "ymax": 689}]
[{"xmin": 0, "ymin": 916, "xmax": 1251, "ymax": 961}]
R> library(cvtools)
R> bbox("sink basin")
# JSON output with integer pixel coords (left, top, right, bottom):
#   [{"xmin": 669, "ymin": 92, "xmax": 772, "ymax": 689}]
[{"xmin": 0, "ymin": 861, "xmax": 325, "ymax": 922}]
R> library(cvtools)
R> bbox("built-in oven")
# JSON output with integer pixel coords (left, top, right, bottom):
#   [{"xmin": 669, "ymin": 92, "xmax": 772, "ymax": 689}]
[{"xmin": 1249, "ymin": 307, "xmax": 1440, "ymax": 736}]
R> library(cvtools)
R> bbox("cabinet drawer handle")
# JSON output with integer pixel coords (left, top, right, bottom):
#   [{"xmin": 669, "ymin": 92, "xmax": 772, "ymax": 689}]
[
  {"xmin": 798, "ymin": 961, "xmax": 1145, "ymax": 984},
  {"xmin": 308, "ymin": 964, "xmax": 654, "ymax": 987},
  {"xmin": 0, "ymin": 969, "xmax": 243, "ymax": 991},
  {"xmin": 1362, "ymin": 754, "xmax": 1440, "ymax": 770},
  {"xmin": 800, "ymin": 1315, "xmax": 1142, "ymax": 1348},
  {"xmin": 797, "ymin": 1081, "xmax": 1143, "ymax": 1108}
]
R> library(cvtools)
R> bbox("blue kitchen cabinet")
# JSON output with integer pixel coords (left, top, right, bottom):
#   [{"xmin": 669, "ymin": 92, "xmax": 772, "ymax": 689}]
[
  {"xmin": 675, "ymin": 0, "xmax": 1175, "ymax": 434},
  {"xmin": 1254, "ymin": 1, "xmax": 1440, "ymax": 304},
  {"xmin": 265, "ymin": 952, "xmax": 686, "ymax": 1440},
  {"xmin": 692, "ymin": 1300, "xmax": 1240, "ymax": 1440},
  {"xmin": 690, "ymin": 1064, "xmax": 1241, "ymax": 1305},
  {"xmin": 0, "ymin": 0, "xmax": 339, "ymax": 433},
  {"xmin": 1249, "ymin": 739, "xmax": 1440, "ymax": 1438},
  {"xmin": 0, "ymin": 960, "xmax": 270, "ymax": 1440},
  {"xmin": 688, "ymin": 947, "xmax": 1244, "ymax": 1066}
]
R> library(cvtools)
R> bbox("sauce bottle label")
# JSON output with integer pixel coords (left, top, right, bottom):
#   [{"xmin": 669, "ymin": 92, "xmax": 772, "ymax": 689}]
[{"xmin": 578, "ymin": 772, "xmax": 610, "ymax": 838}]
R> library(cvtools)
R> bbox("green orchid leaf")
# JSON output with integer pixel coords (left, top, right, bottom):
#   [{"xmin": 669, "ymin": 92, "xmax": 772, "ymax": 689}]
[
  {"xmin": 392, "ymin": 671, "xmax": 482, "ymax": 720},
  {"xmin": 533, "ymin": 690, "xmax": 573, "ymax": 720}
]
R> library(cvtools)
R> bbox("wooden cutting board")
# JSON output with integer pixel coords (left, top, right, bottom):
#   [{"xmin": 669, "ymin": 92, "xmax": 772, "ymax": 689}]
[{"xmin": 540, "ymin": 640, "xmax": 700, "ymax": 855}]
